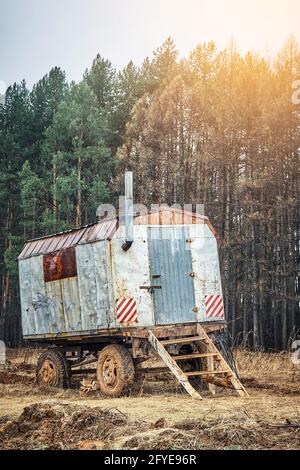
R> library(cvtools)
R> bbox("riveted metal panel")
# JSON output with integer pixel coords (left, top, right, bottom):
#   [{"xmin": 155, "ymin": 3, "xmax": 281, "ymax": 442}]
[
  {"xmin": 20, "ymin": 256, "xmax": 77, "ymax": 336},
  {"xmin": 189, "ymin": 224, "xmax": 223, "ymax": 322},
  {"xmin": 111, "ymin": 225, "xmax": 154, "ymax": 327},
  {"xmin": 93, "ymin": 241, "xmax": 112, "ymax": 328},
  {"xmin": 19, "ymin": 258, "xmax": 35, "ymax": 336},
  {"xmin": 76, "ymin": 241, "xmax": 110, "ymax": 330},
  {"xmin": 30, "ymin": 256, "xmax": 53, "ymax": 334},
  {"xmin": 44, "ymin": 279, "xmax": 64, "ymax": 333},
  {"xmin": 148, "ymin": 226, "xmax": 196, "ymax": 325},
  {"xmin": 76, "ymin": 244, "xmax": 98, "ymax": 330},
  {"xmin": 61, "ymin": 277, "xmax": 81, "ymax": 331}
]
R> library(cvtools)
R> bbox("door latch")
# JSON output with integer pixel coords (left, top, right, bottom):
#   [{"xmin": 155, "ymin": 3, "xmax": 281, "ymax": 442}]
[{"xmin": 140, "ymin": 286, "xmax": 162, "ymax": 293}]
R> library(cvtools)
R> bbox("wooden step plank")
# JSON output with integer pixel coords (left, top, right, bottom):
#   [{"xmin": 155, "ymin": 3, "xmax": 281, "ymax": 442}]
[
  {"xmin": 148, "ymin": 330, "xmax": 203, "ymax": 400},
  {"xmin": 185, "ymin": 370, "xmax": 230, "ymax": 377},
  {"xmin": 172, "ymin": 353, "xmax": 219, "ymax": 361},
  {"xmin": 136, "ymin": 367, "xmax": 169, "ymax": 375},
  {"xmin": 160, "ymin": 336, "xmax": 206, "ymax": 345}
]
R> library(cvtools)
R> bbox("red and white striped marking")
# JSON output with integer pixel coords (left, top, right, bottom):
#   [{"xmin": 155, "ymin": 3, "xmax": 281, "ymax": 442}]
[
  {"xmin": 116, "ymin": 298, "xmax": 137, "ymax": 324},
  {"xmin": 205, "ymin": 294, "xmax": 225, "ymax": 319}
]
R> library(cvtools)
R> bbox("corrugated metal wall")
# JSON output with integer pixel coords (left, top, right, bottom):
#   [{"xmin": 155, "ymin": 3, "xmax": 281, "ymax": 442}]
[
  {"xmin": 76, "ymin": 241, "xmax": 112, "ymax": 330},
  {"xmin": 148, "ymin": 226, "xmax": 196, "ymax": 325},
  {"xmin": 19, "ymin": 240, "xmax": 112, "ymax": 336},
  {"xmin": 19, "ymin": 258, "xmax": 36, "ymax": 336}
]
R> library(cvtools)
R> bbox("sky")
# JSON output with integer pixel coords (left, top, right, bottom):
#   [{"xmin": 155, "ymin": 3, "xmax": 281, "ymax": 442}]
[{"xmin": 0, "ymin": 0, "xmax": 300, "ymax": 93}]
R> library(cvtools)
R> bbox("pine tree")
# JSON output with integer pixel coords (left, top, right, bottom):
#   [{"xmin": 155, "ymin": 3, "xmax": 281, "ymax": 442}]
[{"xmin": 43, "ymin": 81, "xmax": 113, "ymax": 231}]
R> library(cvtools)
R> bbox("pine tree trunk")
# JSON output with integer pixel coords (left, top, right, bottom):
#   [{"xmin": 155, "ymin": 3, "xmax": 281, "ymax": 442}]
[{"xmin": 76, "ymin": 146, "xmax": 82, "ymax": 227}]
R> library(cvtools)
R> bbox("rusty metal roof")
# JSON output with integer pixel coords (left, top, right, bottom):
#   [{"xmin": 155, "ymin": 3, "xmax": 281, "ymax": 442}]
[{"xmin": 18, "ymin": 219, "xmax": 118, "ymax": 260}]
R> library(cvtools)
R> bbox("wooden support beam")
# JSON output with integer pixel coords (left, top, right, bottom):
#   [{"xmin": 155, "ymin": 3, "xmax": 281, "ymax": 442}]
[
  {"xmin": 172, "ymin": 353, "xmax": 219, "ymax": 361},
  {"xmin": 160, "ymin": 336, "xmax": 206, "ymax": 346},
  {"xmin": 207, "ymin": 353, "xmax": 217, "ymax": 396}
]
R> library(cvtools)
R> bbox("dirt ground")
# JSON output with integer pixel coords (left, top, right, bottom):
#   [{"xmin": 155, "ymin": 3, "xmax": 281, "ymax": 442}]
[{"xmin": 0, "ymin": 348, "xmax": 299, "ymax": 450}]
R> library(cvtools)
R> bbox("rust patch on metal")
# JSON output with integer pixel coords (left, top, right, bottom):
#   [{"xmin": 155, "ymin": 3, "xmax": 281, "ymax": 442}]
[{"xmin": 43, "ymin": 247, "xmax": 77, "ymax": 282}]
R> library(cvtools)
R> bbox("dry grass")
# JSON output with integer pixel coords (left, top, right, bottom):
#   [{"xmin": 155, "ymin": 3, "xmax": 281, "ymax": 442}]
[
  {"xmin": 0, "ymin": 400, "xmax": 300, "ymax": 450},
  {"xmin": 236, "ymin": 349, "xmax": 300, "ymax": 394},
  {"xmin": 237, "ymin": 349, "xmax": 292, "ymax": 378},
  {"xmin": 0, "ymin": 348, "xmax": 299, "ymax": 450},
  {"xmin": 6, "ymin": 347, "xmax": 42, "ymax": 366}
]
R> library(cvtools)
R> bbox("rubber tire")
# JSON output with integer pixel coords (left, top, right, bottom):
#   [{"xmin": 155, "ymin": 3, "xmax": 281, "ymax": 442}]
[
  {"xmin": 36, "ymin": 349, "xmax": 71, "ymax": 389},
  {"xmin": 97, "ymin": 344, "xmax": 135, "ymax": 397}
]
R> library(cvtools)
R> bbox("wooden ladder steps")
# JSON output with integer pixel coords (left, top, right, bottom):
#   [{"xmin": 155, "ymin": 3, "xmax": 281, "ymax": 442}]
[
  {"xmin": 160, "ymin": 336, "xmax": 207, "ymax": 345},
  {"xmin": 172, "ymin": 353, "xmax": 219, "ymax": 361},
  {"xmin": 147, "ymin": 327, "xmax": 249, "ymax": 399},
  {"xmin": 186, "ymin": 370, "xmax": 231, "ymax": 377}
]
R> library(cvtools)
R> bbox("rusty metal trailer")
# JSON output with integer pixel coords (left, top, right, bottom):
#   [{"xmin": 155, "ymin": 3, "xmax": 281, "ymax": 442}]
[{"xmin": 18, "ymin": 173, "xmax": 247, "ymax": 399}]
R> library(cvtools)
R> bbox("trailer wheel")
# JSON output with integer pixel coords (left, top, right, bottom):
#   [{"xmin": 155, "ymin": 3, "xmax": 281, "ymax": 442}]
[
  {"xmin": 36, "ymin": 349, "xmax": 70, "ymax": 388},
  {"xmin": 97, "ymin": 344, "xmax": 135, "ymax": 397}
]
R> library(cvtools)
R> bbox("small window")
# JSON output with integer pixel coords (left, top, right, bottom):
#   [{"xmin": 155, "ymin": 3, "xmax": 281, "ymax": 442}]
[{"xmin": 43, "ymin": 247, "xmax": 77, "ymax": 282}]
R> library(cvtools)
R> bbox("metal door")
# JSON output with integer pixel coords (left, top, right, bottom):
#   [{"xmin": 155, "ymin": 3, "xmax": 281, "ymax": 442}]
[{"xmin": 148, "ymin": 227, "xmax": 196, "ymax": 325}]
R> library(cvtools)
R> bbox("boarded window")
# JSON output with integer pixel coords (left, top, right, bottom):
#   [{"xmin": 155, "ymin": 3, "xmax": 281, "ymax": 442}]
[{"xmin": 43, "ymin": 247, "xmax": 77, "ymax": 282}]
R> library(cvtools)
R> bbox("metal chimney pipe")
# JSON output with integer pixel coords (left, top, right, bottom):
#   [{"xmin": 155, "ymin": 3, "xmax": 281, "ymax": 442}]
[{"xmin": 122, "ymin": 171, "xmax": 133, "ymax": 251}]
